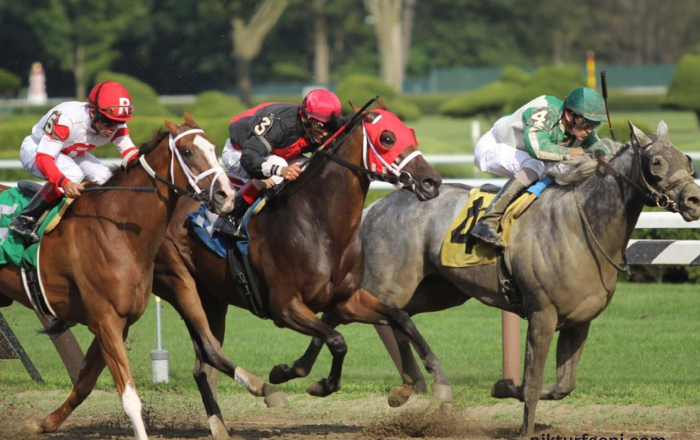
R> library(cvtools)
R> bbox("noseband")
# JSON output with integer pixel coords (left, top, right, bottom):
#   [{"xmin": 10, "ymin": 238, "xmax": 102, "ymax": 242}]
[{"xmin": 139, "ymin": 128, "xmax": 226, "ymax": 204}]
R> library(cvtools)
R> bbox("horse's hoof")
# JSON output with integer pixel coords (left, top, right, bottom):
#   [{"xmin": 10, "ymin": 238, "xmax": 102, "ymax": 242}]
[
  {"xmin": 491, "ymin": 378, "xmax": 516, "ymax": 399},
  {"xmin": 388, "ymin": 385, "xmax": 412, "ymax": 408},
  {"xmin": 431, "ymin": 382, "xmax": 454, "ymax": 402},
  {"xmin": 307, "ymin": 378, "xmax": 335, "ymax": 397},
  {"xmin": 269, "ymin": 363, "xmax": 292, "ymax": 384},
  {"xmin": 414, "ymin": 379, "xmax": 428, "ymax": 394},
  {"xmin": 264, "ymin": 390, "xmax": 289, "ymax": 408},
  {"xmin": 23, "ymin": 419, "xmax": 44, "ymax": 434}
]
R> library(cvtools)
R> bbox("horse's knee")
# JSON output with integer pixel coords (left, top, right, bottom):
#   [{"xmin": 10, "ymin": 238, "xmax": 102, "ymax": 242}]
[{"xmin": 327, "ymin": 334, "xmax": 347, "ymax": 357}]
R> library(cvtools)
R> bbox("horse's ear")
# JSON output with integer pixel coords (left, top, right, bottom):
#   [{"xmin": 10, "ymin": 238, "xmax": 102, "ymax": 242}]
[
  {"xmin": 183, "ymin": 113, "xmax": 199, "ymax": 128},
  {"xmin": 163, "ymin": 119, "xmax": 179, "ymax": 136},
  {"xmin": 375, "ymin": 98, "xmax": 388, "ymax": 111},
  {"xmin": 350, "ymin": 102, "xmax": 360, "ymax": 113},
  {"xmin": 656, "ymin": 120, "xmax": 669, "ymax": 139},
  {"xmin": 628, "ymin": 120, "xmax": 651, "ymax": 148}
]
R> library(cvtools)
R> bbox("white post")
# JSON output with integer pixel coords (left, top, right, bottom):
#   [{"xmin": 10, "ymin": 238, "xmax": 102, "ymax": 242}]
[
  {"xmin": 150, "ymin": 296, "xmax": 169, "ymax": 383},
  {"xmin": 27, "ymin": 62, "xmax": 47, "ymax": 106},
  {"xmin": 470, "ymin": 120, "xmax": 481, "ymax": 146}
]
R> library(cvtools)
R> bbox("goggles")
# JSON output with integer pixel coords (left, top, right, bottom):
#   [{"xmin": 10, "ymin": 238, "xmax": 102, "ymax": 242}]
[
  {"xmin": 100, "ymin": 104, "xmax": 134, "ymax": 118},
  {"xmin": 573, "ymin": 114, "xmax": 601, "ymax": 130}
]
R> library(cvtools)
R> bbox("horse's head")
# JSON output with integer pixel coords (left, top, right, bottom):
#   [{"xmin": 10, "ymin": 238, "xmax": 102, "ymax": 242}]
[
  {"xmin": 361, "ymin": 108, "xmax": 442, "ymax": 200},
  {"xmin": 632, "ymin": 121, "xmax": 700, "ymax": 221},
  {"xmin": 162, "ymin": 114, "xmax": 236, "ymax": 214}
]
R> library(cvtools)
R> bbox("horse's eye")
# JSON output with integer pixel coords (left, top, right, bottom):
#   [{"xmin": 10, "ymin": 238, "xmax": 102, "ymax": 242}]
[
  {"xmin": 381, "ymin": 132, "xmax": 396, "ymax": 147},
  {"xmin": 182, "ymin": 148, "xmax": 193, "ymax": 158},
  {"xmin": 653, "ymin": 158, "xmax": 661, "ymax": 166}
]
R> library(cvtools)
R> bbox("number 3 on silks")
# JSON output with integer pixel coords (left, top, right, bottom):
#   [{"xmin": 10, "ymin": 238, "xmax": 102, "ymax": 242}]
[{"xmin": 254, "ymin": 116, "xmax": 273, "ymax": 136}]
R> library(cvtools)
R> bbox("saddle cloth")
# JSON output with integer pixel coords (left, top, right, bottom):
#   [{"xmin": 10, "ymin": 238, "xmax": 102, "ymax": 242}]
[{"xmin": 440, "ymin": 177, "xmax": 552, "ymax": 268}]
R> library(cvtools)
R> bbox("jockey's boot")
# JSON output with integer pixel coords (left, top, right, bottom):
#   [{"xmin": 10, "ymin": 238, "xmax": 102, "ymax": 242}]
[
  {"xmin": 470, "ymin": 177, "xmax": 528, "ymax": 249},
  {"xmin": 212, "ymin": 192, "xmax": 252, "ymax": 239},
  {"xmin": 9, "ymin": 182, "xmax": 62, "ymax": 243}
]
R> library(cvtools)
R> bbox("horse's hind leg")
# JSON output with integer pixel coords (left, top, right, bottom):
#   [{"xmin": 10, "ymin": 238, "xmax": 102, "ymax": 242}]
[
  {"xmin": 269, "ymin": 312, "xmax": 339, "ymax": 384},
  {"xmin": 540, "ymin": 321, "xmax": 590, "ymax": 400},
  {"xmin": 333, "ymin": 288, "xmax": 452, "ymax": 406},
  {"xmin": 375, "ymin": 325, "xmax": 428, "ymax": 394},
  {"xmin": 276, "ymin": 298, "xmax": 349, "ymax": 397},
  {"xmin": 26, "ymin": 337, "xmax": 106, "ymax": 434}
]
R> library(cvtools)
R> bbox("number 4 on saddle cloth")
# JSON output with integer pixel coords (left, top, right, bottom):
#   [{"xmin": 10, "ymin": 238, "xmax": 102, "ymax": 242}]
[
  {"xmin": 441, "ymin": 177, "xmax": 553, "ymax": 268},
  {"xmin": 0, "ymin": 182, "xmax": 74, "ymax": 318},
  {"xmin": 188, "ymin": 197, "xmax": 269, "ymax": 319}
]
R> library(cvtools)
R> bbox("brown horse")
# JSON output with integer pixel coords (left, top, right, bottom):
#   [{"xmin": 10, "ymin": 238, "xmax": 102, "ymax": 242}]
[
  {"xmin": 152, "ymin": 108, "xmax": 446, "ymax": 439},
  {"xmin": 0, "ymin": 114, "xmax": 235, "ymax": 440}
]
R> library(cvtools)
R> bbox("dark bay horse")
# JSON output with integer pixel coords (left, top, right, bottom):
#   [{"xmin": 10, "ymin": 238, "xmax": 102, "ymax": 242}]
[
  {"xmin": 0, "ymin": 114, "xmax": 235, "ymax": 440},
  {"xmin": 152, "ymin": 108, "xmax": 445, "ymax": 439},
  {"xmin": 281, "ymin": 122, "xmax": 700, "ymax": 437}
]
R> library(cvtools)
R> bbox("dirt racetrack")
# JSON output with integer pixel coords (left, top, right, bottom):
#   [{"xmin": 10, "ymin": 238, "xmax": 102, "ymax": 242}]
[{"xmin": 1, "ymin": 390, "xmax": 698, "ymax": 440}]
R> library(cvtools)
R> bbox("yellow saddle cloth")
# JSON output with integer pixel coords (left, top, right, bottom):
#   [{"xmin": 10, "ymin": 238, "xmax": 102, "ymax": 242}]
[{"xmin": 440, "ymin": 188, "xmax": 535, "ymax": 268}]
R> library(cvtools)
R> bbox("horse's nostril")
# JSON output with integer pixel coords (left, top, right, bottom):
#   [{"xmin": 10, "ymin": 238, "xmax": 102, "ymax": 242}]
[
  {"xmin": 687, "ymin": 196, "xmax": 700, "ymax": 207},
  {"xmin": 422, "ymin": 178, "xmax": 439, "ymax": 193}
]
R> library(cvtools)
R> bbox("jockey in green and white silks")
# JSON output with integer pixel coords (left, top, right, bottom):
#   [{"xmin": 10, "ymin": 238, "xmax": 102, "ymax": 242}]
[{"xmin": 471, "ymin": 87, "xmax": 608, "ymax": 249}]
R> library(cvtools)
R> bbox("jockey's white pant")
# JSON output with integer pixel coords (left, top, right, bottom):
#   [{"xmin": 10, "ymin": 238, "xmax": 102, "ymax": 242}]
[
  {"xmin": 19, "ymin": 135, "xmax": 113, "ymax": 185},
  {"xmin": 221, "ymin": 138, "xmax": 306, "ymax": 189},
  {"xmin": 474, "ymin": 129, "xmax": 569, "ymax": 179}
]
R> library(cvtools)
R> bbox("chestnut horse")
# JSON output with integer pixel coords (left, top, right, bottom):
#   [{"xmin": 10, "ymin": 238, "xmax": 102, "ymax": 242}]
[
  {"xmin": 0, "ymin": 114, "xmax": 235, "ymax": 440},
  {"xmin": 152, "ymin": 108, "xmax": 446, "ymax": 439}
]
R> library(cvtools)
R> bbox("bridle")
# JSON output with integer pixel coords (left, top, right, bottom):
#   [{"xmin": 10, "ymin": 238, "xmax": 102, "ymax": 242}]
[
  {"xmin": 574, "ymin": 137, "xmax": 695, "ymax": 273},
  {"xmin": 139, "ymin": 128, "xmax": 226, "ymax": 204},
  {"xmin": 318, "ymin": 121, "xmax": 421, "ymax": 189}
]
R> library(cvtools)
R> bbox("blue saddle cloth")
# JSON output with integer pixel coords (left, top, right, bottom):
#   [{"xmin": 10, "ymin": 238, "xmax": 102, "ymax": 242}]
[{"xmin": 188, "ymin": 197, "xmax": 265, "ymax": 258}]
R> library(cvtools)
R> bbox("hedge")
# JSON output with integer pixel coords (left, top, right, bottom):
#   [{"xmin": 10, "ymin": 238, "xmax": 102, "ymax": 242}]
[{"xmin": 336, "ymin": 74, "xmax": 421, "ymax": 121}]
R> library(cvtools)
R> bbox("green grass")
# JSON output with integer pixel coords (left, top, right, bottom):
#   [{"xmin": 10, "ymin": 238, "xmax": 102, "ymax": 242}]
[{"xmin": 1, "ymin": 283, "xmax": 698, "ymax": 407}]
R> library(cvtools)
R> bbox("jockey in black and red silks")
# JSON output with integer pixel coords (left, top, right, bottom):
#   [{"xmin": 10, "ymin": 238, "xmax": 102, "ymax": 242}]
[{"xmin": 215, "ymin": 89, "xmax": 342, "ymax": 236}]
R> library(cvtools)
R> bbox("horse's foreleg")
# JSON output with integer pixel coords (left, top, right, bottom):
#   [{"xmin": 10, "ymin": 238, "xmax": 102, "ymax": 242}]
[
  {"xmin": 277, "ymin": 298, "xmax": 347, "ymax": 397},
  {"xmin": 28, "ymin": 337, "xmax": 106, "ymax": 434},
  {"xmin": 94, "ymin": 316, "xmax": 148, "ymax": 440},
  {"xmin": 540, "ymin": 321, "xmax": 590, "ymax": 400},
  {"xmin": 333, "ymin": 289, "xmax": 452, "ymax": 406},
  {"xmin": 520, "ymin": 306, "xmax": 557, "ymax": 439},
  {"xmin": 269, "ymin": 312, "xmax": 339, "ymax": 385}
]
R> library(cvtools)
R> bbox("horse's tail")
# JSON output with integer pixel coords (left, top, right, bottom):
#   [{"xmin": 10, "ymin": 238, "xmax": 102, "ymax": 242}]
[{"xmin": 39, "ymin": 319, "xmax": 77, "ymax": 336}]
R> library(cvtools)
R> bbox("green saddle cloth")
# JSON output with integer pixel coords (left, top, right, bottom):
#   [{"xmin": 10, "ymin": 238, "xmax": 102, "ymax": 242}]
[{"xmin": 0, "ymin": 187, "xmax": 68, "ymax": 268}]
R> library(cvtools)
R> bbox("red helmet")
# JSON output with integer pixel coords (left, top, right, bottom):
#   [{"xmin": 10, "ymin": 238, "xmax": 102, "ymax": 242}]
[
  {"xmin": 301, "ymin": 89, "xmax": 341, "ymax": 122},
  {"xmin": 88, "ymin": 81, "xmax": 133, "ymax": 122}
]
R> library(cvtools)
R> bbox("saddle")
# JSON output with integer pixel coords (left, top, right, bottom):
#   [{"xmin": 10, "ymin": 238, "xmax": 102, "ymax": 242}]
[{"xmin": 189, "ymin": 198, "xmax": 270, "ymax": 319}]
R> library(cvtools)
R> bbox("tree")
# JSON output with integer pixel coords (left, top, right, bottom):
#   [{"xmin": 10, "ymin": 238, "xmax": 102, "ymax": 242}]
[
  {"xmin": 312, "ymin": 0, "xmax": 330, "ymax": 84},
  {"xmin": 232, "ymin": 0, "xmax": 289, "ymax": 106},
  {"xmin": 665, "ymin": 54, "xmax": 700, "ymax": 126},
  {"xmin": 363, "ymin": 0, "xmax": 404, "ymax": 92},
  {"xmin": 27, "ymin": 0, "xmax": 146, "ymax": 100}
]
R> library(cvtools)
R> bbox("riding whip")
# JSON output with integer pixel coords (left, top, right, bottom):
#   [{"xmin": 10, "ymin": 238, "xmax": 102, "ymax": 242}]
[{"xmin": 600, "ymin": 70, "xmax": 616, "ymax": 141}]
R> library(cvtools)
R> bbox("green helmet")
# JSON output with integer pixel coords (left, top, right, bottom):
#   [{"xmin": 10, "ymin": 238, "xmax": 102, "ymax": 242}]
[{"xmin": 563, "ymin": 87, "xmax": 607, "ymax": 122}]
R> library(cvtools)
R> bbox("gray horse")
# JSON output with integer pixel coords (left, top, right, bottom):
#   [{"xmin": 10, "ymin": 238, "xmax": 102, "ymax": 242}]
[{"xmin": 270, "ymin": 122, "xmax": 700, "ymax": 437}]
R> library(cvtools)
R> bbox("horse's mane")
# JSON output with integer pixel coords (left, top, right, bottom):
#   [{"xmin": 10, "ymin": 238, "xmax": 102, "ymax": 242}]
[
  {"xmin": 546, "ymin": 138, "xmax": 626, "ymax": 186},
  {"xmin": 104, "ymin": 129, "xmax": 169, "ymax": 186}
]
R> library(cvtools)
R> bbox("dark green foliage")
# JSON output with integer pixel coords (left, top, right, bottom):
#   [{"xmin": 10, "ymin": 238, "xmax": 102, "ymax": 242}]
[
  {"xmin": 606, "ymin": 91, "xmax": 665, "ymax": 112},
  {"xmin": 403, "ymin": 93, "xmax": 455, "ymax": 115},
  {"xmin": 0, "ymin": 68, "xmax": 21, "ymax": 98},
  {"xmin": 665, "ymin": 54, "xmax": 700, "ymax": 125},
  {"xmin": 187, "ymin": 91, "xmax": 246, "ymax": 120},
  {"xmin": 502, "ymin": 65, "xmax": 585, "ymax": 113},
  {"xmin": 336, "ymin": 74, "xmax": 421, "ymax": 121},
  {"xmin": 94, "ymin": 71, "xmax": 171, "ymax": 118},
  {"xmin": 437, "ymin": 65, "xmax": 531, "ymax": 118},
  {"xmin": 598, "ymin": 120, "xmax": 653, "ymax": 143}
]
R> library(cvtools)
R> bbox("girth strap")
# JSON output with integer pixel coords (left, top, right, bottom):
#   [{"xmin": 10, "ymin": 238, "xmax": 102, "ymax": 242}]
[{"xmin": 227, "ymin": 242, "xmax": 270, "ymax": 319}]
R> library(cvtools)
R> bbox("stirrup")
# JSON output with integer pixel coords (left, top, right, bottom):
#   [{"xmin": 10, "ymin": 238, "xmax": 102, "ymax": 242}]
[
  {"xmin": 213, "ymin": 216, "xmax": 247, "ymax": 240},
  {"xmin": 9, "ymin": 217, "xmax": 40, "ymax": 243}
]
